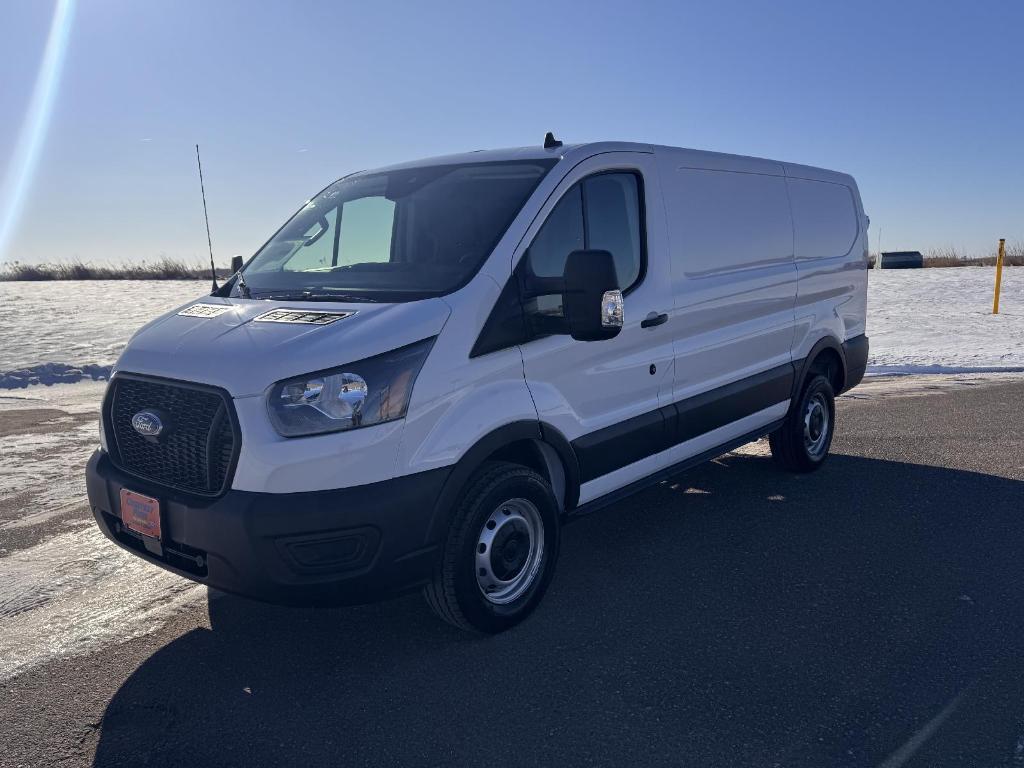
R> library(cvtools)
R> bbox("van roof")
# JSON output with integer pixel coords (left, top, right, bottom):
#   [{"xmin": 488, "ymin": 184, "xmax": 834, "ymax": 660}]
[{"xmin": 367, "ymin": 141, "xmax": 855, "ymax": 187}]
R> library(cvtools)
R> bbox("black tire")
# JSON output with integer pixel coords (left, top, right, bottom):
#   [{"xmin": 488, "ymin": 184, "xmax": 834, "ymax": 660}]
[
  {"xmin": 769, "ymin": 374, "xmax": 836, "ymax": 472},
  {"xmin": 423, "ymin": 461, "xmax": 561, "ymax": 634}
]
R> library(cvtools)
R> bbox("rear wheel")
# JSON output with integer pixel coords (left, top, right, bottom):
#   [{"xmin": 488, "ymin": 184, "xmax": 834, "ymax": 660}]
[
  {"xmin": 769, "ymin": 374, "xmax": 835, "ymax": 472},
  {"xmin": 423, "ymin": 462, "xmax": 560, "ymax": 633}
]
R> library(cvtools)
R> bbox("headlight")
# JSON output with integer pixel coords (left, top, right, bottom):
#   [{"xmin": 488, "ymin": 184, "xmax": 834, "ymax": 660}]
[{"xmin": 267, "ymin": 338, "xmax": 434, "ymax": 437}]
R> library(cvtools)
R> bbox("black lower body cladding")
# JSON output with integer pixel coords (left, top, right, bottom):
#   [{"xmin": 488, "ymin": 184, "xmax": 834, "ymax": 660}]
[
  {"xmin": 572, "ymin": 363, "xmax": 795, "ymax": 483},
  {"xmin": 86, "ymin": 450, "xmax": 450, "ymax": 605},
  {"xmin": 570, "ymin": 336, "xmax": 869, "ymax": 484},
  {"xmin": 842, "ymin": 334, "xmax": 869, "ymax": 392}
]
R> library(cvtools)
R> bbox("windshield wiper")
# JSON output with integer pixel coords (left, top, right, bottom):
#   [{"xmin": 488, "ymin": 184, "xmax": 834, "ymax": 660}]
[{"xmin": 253, "ymin": 291, "xmax": 381, "ymax": 303}]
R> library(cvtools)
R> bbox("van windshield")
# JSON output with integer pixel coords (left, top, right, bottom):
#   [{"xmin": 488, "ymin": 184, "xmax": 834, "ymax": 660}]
[{"xmin": 236, "ymin": 159, "xmax": 556, "ymax": 302}]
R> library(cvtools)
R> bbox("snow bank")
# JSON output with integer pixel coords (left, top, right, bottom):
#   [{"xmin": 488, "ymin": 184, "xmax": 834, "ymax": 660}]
[{"xmin": 0, "ymin": 362, "xmax": 112, "ymax": 389}]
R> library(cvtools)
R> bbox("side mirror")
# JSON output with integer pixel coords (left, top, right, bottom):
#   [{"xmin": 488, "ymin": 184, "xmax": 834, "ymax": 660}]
[
  {"xmin": 562, "ymin": 249, "xmax": 623, "ymax": 341},
  {"xmin": 230, "ymin": 254, "xmax": 244, "ymax": 274}
]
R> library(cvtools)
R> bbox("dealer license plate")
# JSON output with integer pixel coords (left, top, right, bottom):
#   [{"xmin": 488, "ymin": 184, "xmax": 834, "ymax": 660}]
[{"xmin": 120, "ymin": 489, "xmax": 161, "ymax": 540}]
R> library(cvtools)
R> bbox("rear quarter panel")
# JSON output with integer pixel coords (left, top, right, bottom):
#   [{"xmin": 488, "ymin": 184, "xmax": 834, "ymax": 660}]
[{"xmin": 785, "ymin": 165, "xmax": 868, "ymax": 360}]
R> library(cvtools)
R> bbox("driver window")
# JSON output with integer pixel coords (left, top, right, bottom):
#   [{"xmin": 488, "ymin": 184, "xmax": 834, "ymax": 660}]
[
  {"xmin": 522, "ymin": 171, "xmax": 643, "ymax": 320},
  {"xmin": 525, "ymin": 186, "xmax": 583, "ymax": 279},
  {"xmin": 524, "ymin": 186, "xmax": 583, "ymax": 317},
  {"xmin": 525, "ymin": 172, "xmax": 642, "ymax": 288}
]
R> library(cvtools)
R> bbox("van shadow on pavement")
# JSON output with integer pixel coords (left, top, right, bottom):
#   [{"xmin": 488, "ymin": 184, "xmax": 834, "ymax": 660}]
[{"xmin": 92, "ymin": 453, "xmax": 1024, "ymax": 768}]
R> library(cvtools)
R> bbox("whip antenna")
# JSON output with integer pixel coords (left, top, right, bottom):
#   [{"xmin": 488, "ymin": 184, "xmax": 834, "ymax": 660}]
[{"xmin": 195, "ymin": 144, "xmax": 218, "ymax": 292}]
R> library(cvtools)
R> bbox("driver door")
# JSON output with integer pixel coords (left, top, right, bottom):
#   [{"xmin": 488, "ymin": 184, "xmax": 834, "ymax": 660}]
[{"xmin": 516, "ymin": 152, "xmax": 676, "ymax": 505}]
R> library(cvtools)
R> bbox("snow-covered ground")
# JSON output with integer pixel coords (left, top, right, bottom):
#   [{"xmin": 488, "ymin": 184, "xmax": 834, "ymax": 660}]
[
  {"xmin": 867, "ymin": 267, "xmax": 1023, "ymax": 374},
  {"xmin": 0, "ymin": 269, "xmax": 1020, "ymax": 387},
  {"xmin": 0, "ymin": 381, "xmax": 206, "ymax": 681},
  {"xmin": 0, "ymin": 280, "xmax": 207, "ymax": 387}
]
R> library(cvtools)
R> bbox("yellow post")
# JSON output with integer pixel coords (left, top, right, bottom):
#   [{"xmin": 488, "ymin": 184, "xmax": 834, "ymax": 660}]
[{"xmin": 993, "ymin": 238, "xmax": 1005, "ymax": 314}]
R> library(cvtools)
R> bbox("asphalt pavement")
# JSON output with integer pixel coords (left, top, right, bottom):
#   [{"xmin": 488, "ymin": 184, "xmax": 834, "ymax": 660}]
[{"xmin": 2, "ymin": 375, "xmax": 1023, "ymax": 768}]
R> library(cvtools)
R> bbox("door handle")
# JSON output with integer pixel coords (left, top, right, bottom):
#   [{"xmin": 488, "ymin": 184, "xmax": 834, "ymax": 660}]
[{"xmin": 640, "ymin": 312, "xmax": 669, "ymax": 329}]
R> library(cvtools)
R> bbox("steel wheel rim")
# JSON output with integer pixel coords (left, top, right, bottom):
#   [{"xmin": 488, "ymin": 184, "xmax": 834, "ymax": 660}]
[
  {"xmin": 803, "ymin": 392, "xmax": 830, "ymax": 458},
  {"xmin": 475, "ymin": 498, "xmax": 545, "ymax": 605}
]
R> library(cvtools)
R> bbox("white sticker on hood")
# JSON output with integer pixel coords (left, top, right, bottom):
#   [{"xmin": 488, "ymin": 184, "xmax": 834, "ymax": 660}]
[
  {"xmin": 253, "ymin": 309, "xmax": 355, "ymax": 325},
  {"xmin": 178, "ymin": 304, "xmax": 232, "ymax": 318}
]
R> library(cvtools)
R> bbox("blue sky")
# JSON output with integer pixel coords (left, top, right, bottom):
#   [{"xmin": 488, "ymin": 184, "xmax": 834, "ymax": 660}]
[{"xmin": 1, "ymin": 0, "xmax": 1021, "ymax": 265}]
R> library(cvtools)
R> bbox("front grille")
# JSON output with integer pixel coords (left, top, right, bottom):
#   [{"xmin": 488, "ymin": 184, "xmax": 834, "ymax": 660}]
[{"xmin": 106, "ymin": 375, "xmax": 239, "ymax": 496}]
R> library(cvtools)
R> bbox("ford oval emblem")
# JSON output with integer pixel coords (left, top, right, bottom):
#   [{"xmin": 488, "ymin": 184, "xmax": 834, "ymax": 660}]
[{"xmin": 131, "ymin": 409, "xmax": 164, "ymax": 437}]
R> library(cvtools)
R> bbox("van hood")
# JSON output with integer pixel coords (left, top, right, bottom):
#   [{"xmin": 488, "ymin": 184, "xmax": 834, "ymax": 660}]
[{"xmin": 115, "ymin": 296, "xmax": 451, "ymax": 397}]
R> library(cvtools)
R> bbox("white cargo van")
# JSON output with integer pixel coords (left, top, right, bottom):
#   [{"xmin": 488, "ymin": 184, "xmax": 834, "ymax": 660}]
[{"xmin": 87, "ymin": 139, "xmax": 869, "ymax": 633}]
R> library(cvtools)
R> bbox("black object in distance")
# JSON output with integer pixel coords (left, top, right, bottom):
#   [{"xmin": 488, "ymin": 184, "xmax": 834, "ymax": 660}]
[
  {"xmin": 544, "ymin": 131, "xmax": 563, "ymax": 149},
  {"xmin": 879, "ymin": 250, "xmax": 924, "ymax": 269},
  {"xmin": 230, "ymin": 255, "xmax": 244, "ymax": 274},
  {"xmin": 562, "ymin": 249, "xmax": 620, "ymax": 342}
]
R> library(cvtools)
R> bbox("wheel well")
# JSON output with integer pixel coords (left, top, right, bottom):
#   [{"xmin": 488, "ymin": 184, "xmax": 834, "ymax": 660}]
[
  {"xmin": 489, "ymin": 439, "xmax": 546, "ymax": 476},
  {"xmin": 808, "ymin": 347, "xmax": 844, "ymax": 393},
  {"xmin": 487, "ymin": 439, "xmax": 569, "ymax": 514}
]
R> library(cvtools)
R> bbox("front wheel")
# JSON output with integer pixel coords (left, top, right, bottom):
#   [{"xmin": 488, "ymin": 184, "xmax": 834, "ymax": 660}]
[
  {"xmin": 769, "ymin": 374, "xmax": 836, "ymax": 472},
  {"xmin": 423, "ymin": 461, "xmax": 560, "ymax": 633}
]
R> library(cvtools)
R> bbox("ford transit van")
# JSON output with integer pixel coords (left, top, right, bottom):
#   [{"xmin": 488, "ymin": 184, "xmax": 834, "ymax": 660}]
[{"xmin": 86, "ymin": 139, "xmax": 869, "ymax": 633}]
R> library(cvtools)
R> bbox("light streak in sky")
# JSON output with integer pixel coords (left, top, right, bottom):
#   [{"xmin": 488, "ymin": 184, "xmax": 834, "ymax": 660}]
[{"xmin": 0, "ymin": 0, "xmax": 76, "ymax": 261}]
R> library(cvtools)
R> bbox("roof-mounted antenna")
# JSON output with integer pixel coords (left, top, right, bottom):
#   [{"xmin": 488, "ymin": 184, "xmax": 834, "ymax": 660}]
[
  {"xmin": 195, "ymin": 144, "xmax": 218, "ymax": 294},
  {"xmin": 543, "ymin": 131, "xmax": 563, "ymax": 149}
]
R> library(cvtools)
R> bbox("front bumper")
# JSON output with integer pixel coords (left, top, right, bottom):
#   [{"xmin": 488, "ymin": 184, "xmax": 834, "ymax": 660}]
[{"xmin": 86, "ymin": 450, "xmax": 450, "ymax": 606}]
